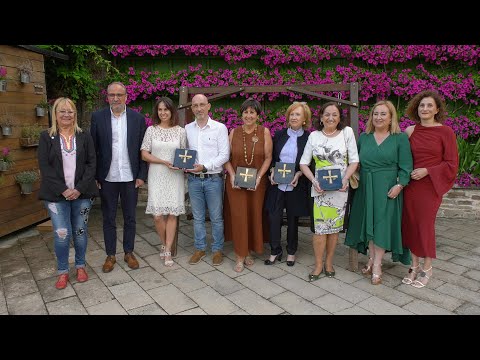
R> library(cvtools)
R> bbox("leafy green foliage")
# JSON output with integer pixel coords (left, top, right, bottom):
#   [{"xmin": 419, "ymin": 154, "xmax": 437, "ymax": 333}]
[
  {"xmin": 457, "ymin": 136, "xmax": 480, "ymax": 177},
  {"xmin": 37, "ymin": 45, "xmax": 119, "ymax": 110}
]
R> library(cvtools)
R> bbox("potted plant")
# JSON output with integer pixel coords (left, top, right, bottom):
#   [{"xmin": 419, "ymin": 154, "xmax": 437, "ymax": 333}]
[
  {"xmin": 1, "ymin": 117, "xmax": 13, "ymax": 136},
  {"xmin": 18, "ymin": 60, "xmax": 33, "ymax": 84},
  {"xmin": 0, "ymin": 66, "xmax": 7, "ymax": 92},
  {"xmin": 0, "ymin": 147, "xmax": 15, "ymax": 171},
  {"xmin": 36, "ymin": 99, "xmax": 50, "ymax": 117},
  {"xmin": 15, "ymin": 169, "xmax": 40, "ymax": 194},
  {"xmin": 20, "ymin": 124, "xmax": 43, "ymax": 147}
]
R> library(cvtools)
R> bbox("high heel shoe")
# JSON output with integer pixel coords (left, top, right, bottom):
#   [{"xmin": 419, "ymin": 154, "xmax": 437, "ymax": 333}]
[
  {"xmin": 324, "ymin": 265, "xmax": 335, "ymax": 278},
  {"xmin": 371, "ymin": 263, "xmax": 382, "ymax": 285},
  {"xmin": 361, "ymin": 257, "xmax": 373, "ymax": 276},
  {"xmin": 402, "ymin": 265, "xmax": 421, "ymax": 285},
  {"xmin": 286, "ymin": 254, "xmax": 295, "ymax": 267},
  {"xmin": 159, "ymin": 244, "xmax": 166, "ymax": 260},
  {"xmin": 308, "ymin": 269, "xmax": 323, "ymax": 282},
  {"xmin": 264, "ymin": 252, "xmax": 282, "ymax": 265},
  {"xmin": 411, "ymin": 266, "xmax": 432, "ymax": 288}
]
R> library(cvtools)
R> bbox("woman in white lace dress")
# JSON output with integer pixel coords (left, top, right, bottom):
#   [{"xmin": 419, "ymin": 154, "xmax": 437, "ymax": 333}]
[{"xmin": 141, "ymin": 97, "xmax": 186, "ymax": 267}]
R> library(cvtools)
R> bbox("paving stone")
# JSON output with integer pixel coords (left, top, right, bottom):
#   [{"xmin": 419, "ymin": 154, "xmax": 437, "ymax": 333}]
[
  {"xmin": 226, "ymin": 288, "xmax": 283, "ymax": 315},
  {"xmin": 197, "ymin": 270, "xmax": 244, "ymax": 296},
  {"xmin": 402, "ymin": 299, "xmax": 455, "ymax": 315},
  {"xmin": 86, "ymin": 299, "xmax": 128, "ymax": 315},
  {"xmin": 271, "ymin": 291, "xmax": 330, "ymax": 315},
  {"xmin": 3, "ymin": 272, "xmax": 38, "ymax": 299},
  {"xmin": 7, "ymin": 292, "xmax": 47, "ymax": 315},
  {"xmin": 188, "ymin": 286, "xmax": 239, "ymax": 314},
  {"xmin": 147, "ymin": 283, "xmax": 197, "ymax": 314},
  {"xmin": 312, "ymin": 293, "xmax": 354, "ymax": 313},
  {"xmin": 128, "ymin": 303, "xmax": 168, "ymax": 315},
  {"xmin": 234, "ymin": 272, "xmax": 286, "ymax": 299},
  {"xmin": 109, "ymin": 281, "xmax": 155, "ymax": 310},
  {"xmin": 46, "ymin": 296, "xmax": 88, "ymax": 315}
]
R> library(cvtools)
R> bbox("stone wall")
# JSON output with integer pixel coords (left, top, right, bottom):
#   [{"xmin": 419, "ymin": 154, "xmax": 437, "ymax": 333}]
[{"xmin": 438, "ymin": 187, "xmax": 480, "ymax": 219}]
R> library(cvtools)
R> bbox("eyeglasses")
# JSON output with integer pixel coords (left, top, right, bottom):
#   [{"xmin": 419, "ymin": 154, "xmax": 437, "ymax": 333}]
[
  {"xmin": 57, "ymin": 110, "xmax": 75, "ymax": 116},
  {"xmin": 107, "ymin": 93, "xmax": 126, "ymax": 99}
]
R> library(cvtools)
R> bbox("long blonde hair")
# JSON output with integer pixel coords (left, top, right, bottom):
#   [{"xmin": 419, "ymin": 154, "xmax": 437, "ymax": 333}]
[
  {"xmin": 49, "ymin": 97, "xmax": 82, "ymax": 137},
  {"xmin": 365, "ymin": 100, "xmax": 400, "ymax": 134}
]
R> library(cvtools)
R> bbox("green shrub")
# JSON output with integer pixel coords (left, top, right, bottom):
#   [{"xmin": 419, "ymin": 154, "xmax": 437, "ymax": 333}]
[{"xmin": 15, "ymin": 170, "xmax": 40, "ymax": 184}]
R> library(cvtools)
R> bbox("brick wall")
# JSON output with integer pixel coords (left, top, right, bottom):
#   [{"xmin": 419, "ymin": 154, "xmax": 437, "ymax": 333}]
[{"xmin": 438, "ymin": 187, "xmax": 480, "ymax": 219}]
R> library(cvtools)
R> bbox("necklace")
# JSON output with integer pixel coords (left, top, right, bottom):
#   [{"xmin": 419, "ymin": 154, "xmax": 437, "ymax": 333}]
[
  {"xmin": 322, "ymin": 129, "xmax": 337, "ymax": 136},
  {"xmin": 242, "ymin": 125, "xmax": 258, "ymax": 166}
]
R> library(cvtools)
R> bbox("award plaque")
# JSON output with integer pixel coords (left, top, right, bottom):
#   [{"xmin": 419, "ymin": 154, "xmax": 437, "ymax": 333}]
[
  {"xmin": 234, "ymin": 167, "xmax": 258, "ymax": 189},
  {"xmin": 173, "ymin": 148, "xmax": 197, "ymax": 169},
  {"xmin": 273, "ymin": 162, "xmax": 295, "ymax": 184},
  {"xmin": 317, "ymin": 168, "xmax": 342, "ymax": 191}
]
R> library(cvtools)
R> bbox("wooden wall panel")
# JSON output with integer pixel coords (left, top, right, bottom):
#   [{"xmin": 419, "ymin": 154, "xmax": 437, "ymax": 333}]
[
  {"xmin": 0, "ymin": 45, "xmax": 49, "ymax": 238},
  {"xmin": 0, "ymin": 209, "xmax": 48, "ymax": 238}
]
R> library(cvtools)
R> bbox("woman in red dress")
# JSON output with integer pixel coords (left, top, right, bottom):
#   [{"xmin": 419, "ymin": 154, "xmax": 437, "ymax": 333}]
[{"xmin": 401, "ymin": 90, "xmax": 458, "ymax": 288}]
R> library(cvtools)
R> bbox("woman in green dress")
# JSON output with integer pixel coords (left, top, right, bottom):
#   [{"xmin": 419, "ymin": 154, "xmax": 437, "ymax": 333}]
[{"xmin": 345, "ymin": 100, "xmax": 413, "ymax": 285}]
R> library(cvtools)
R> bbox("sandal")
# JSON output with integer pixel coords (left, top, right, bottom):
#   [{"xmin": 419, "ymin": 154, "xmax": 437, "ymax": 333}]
[
  {"xmin": 371, "ymin": 263, "xmax": 382, "ymax": 285},
  {"xmin": 411, "ymin": 267, "xmax": 432, "ymax": 288},
  {"xmin": 234, "ymin": 260, "xmax": 245, "ymax": 273},
  {"xmin": 244, "ymin": 255, "xmax": 255, "ymax": 267},
  {"xmin": 361, "ymin": 257, "xmax": 374, "ymax": 276},
  {"xmin": 160, "ymin": 244, "xmax": 166, "ymax": 260},
  {"xmin": 402, "ymin": 265, "xmax": 421, "ymax": 285},
  {"xmin": 164, "ymin": 251, "xmax": 174, "ymax": 267}
]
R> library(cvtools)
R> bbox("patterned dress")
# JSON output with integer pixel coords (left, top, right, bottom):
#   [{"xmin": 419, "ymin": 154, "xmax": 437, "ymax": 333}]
[
  {"xmin": 140, "ymin": 125, "xmax": 187, "ymax": 216},
  {"xmin": 300, "ymin": 127, "xmax": 359, "ymax": 234}
]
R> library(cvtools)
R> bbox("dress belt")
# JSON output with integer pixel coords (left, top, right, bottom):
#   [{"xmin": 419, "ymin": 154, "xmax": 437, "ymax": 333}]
[{"xmin": 361, "ymin": 166, "xmax": 398, "ymax": 239}]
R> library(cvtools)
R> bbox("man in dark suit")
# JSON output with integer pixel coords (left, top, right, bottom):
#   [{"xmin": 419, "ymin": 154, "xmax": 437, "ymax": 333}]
[{"xmin": 90, "ymin": 81, "xmax": 147, "ymax": 273}]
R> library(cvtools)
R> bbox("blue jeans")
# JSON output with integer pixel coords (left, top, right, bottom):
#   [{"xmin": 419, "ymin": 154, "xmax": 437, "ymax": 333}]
[
  {"xmin": 44, "ymin": 198, "xmax": 94, "ymax": 275},
  {"xmin": 187, "ymin": 174, "xmax": 224, "ymax": 252}
]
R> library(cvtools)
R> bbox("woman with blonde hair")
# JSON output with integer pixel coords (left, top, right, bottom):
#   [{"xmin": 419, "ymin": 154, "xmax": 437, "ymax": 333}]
[
  {"xmin": 38, "ymin": 97, "xmax": 99, "ymax": 289},
  {"xmin": 345, "ymin": 100, "xmax": 413, "ymax": 285},
  {"xmin": 264, "ymin": 101, "xmax": 312, "ymax": 267}
]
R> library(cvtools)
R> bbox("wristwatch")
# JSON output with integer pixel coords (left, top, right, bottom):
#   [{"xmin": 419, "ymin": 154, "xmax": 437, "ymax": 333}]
[{"xmin": 202, "ymin": 165, "xmax": 208, "ymax": 173}]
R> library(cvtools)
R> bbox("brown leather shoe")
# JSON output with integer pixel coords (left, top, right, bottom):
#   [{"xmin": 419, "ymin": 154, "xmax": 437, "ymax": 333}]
[
  {"xmin": 102, "ymin": 255, "xmax": 116, "ymax": 273},
  {"xmin": 188, "ymin": 250, "xmax": 206, "ymax": 265},
  {"xmin": 124, "ymin": 252, "xmax": 139, "ymax": 269},
  {"xmin": 212, "ymin": 251, "xmax": 223, "ymax": 266}
]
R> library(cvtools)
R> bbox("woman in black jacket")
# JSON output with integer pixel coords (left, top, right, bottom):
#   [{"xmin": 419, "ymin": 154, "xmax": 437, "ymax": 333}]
[
  {"xmin": 38, "ymin": 97, "xmax": 99, "ymax": 290},
  {"xmin": 264, "ymin": 102, "xmax": 312, "ymax": 266}
]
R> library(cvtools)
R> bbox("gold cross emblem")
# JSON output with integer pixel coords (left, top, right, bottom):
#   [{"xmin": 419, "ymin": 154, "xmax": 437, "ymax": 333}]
[
  {"xmin": 179, "ymin": 150, "xmax": 192, "ymax": 163},
  {"xmin": 322, "ymin": 170, "xmax": 338, "ymax": 184},
  {"xmin": 240, "ymin": 168, "xmax": 254, "ymax": 182},
  {"xmin": 278, "ymin": 164, "xmax": 292, "ymax": 178}
]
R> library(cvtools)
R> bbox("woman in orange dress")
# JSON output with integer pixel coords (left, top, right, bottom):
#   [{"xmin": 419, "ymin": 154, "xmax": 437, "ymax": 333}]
[
  {"xmin": 401, "ymin": 90, "xmax": 459, "ymax": 288},
  {"xmin": 224, "ymin": 98, "xmax": 273, "ymax": 272}
]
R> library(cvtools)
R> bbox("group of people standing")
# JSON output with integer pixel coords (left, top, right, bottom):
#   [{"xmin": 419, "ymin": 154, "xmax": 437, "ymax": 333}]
[{"xmin": 37, "ymin": 81, "xmax": 458, "ymax": 292}]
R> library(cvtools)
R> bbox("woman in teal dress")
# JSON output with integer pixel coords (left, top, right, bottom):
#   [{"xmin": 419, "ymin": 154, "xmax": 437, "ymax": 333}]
[{"xmin": 345, "ymin": 100, "xmax": 413, "ymax": 285}]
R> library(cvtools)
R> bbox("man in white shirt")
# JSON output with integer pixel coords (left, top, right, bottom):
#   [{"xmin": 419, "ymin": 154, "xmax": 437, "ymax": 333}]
[
  {"xmin": 90, "ymin": 82, "xmax": 147, "ymax": 273},
  {"xmin": 185, "ymin": 94, "xmax": 230, "ymax": 266}
]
